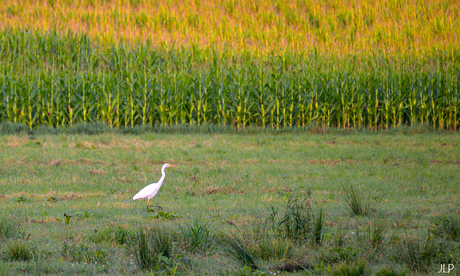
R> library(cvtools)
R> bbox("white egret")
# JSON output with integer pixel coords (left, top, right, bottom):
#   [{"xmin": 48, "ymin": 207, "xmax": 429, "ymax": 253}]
[{"xmin": 133, "ymin": 163, "xmax": 175, "ymax": 210}]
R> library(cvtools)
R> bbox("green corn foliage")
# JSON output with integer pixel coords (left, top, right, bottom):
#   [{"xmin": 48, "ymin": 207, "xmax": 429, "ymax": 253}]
[{"xmin": 0, "ymin": 31, "xmax": 459, "ymax": 131}]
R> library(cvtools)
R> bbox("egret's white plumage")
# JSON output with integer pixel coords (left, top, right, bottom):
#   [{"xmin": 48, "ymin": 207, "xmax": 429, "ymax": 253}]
[{"xmin": 133, "ymin": 163, "xmax": 175, "ymax": 208}]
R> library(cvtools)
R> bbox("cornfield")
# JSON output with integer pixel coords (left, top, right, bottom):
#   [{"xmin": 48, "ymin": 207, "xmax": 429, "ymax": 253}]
[
  {"xmin": 1, "ymin": 0, "xmax": 459, "ymax": 55},
  {"xmin": 1, "ymin": 31, "xmax": 458, "ymax": 130}
]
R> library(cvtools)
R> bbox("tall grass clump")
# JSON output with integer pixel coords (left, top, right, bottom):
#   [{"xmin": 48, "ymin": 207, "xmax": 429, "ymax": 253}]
[
  {"xmin": 367, "ymin": 220, "xmax": 387, "ymax": 249},
  {"xmin": 430, "ymin": 216, "xmax": 460, "ymax": 242},
  {"xmin": 314, "ymin": 209, "xmax": 323, "ymax": 245},
  {"xmin": 2, "ymin": 240, "xmax": 34, "ymax": 262},
  {"xmin": 0, "ymin": 218, "xmax": 19, "ymax": 242},
  {"xmin": 392, "ymin": 236, "xmax": 444, "ymax": 273},
  {"xmin": 341, "ymin": 184, "xmax": 372, "ymax": 216},
  {"xmin": 88, "ymin": 225, "xmax": 133, "ymax": 245},
  {"xmin": 253, "ymin": 236, "xmax": 293, "ymax": 261},
  {"xmin": 180, "ymin": 220, "xmax": 214, "ymax": 254},
  {"xmin": 269, "ymin": 199, "xmax": 312, "ymax": 241},
  {"xmin": 245, "ymin": 223, "xmax": 294, "ymax": 261},
  {"xmin": 61, "ymin": 241, "xmax": 107, "ymax": 264},
  {"xmin": 129, "ymin": 226, "xmax": 186, "ymax": 272},
  {"xmin": 0, "ymin": 218, "xmax": 33, "ymax": 262},
  {"xmin": 218, "ymin": 222, "xmax": 295, "ymax": 270},
  {"xmin": 218, "ymin": 232, "xmax": 259, "ymax": 270},
  {"xmin": 268, "ymin": 198, "xmax": 323, "ymax": 244},
  {"xmin": 331, "ymin": 261, "xmax": 367, "ymax": 276}
]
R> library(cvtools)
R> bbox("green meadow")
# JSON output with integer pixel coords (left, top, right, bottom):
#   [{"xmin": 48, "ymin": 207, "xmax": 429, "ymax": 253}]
[
  {"xmin": 0, "ymin": 0, "xmax": 459, "ymax": 274},
  {"xmin": 0, "ymin": 131, "xmax": 459, "ymax": 275}
]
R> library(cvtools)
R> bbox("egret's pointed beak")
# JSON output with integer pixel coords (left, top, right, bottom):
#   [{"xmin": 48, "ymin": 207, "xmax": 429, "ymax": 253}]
[{"xmin": 169, "ymin": 165, "xmax": 176, "ymax": 167}]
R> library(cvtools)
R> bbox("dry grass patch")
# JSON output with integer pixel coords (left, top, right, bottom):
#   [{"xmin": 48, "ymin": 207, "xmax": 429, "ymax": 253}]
[
  {"xmin": 16, "ymin": 158, "xmax": 27, "ymax": 164},
  {"xmin": 5, "ymin": 136, "xmax": 29, "ymax": 147},
  {"xmin": 0, "ymin": 192, "xmax": 104, "ymax": 201},
  {"xmin": 287, "ymin": 140, "xmax": 317, "ymax": 147},
  {"xmin": 242, "ymin": 159, "xmax": 259, "ymax": 164},
  {"xmin": 259, "ymin": 186, "xmax": 292, "ymax": 193},
  {"xmin": 158, "ymin": 140, "xmax": 171, "ymax": 147},
  {"xmin": 117, "ymin": 176, "xmax": 134, "ymax": 183},
  {"xmin": 224, "ymin": 215, "xmax": 256, "ymax": 227},
  {"xmin": 123, "ymin": 138, "xmax": 153, "ymax": 149},
  {"xmin": 410, "ymin": 143, "xmax": 424, "ymax": 146},
  {"xmin": 47, "ymin": 158, "xmax": 105, "ymax": 166},
  {"xmin": 60, "ymin": 192, "xmax": 105, "ymax": 200},
  {"xmin": 145, "ymin": 159, "xmax": 176, "ymax": 166},
  {"xmin": 88, "ymin": 168, "xmax": 107, "ymax": 175},
  {"xmin": 305, "ymin": 159, "xmax": 354, "ymax": 165},
  {"xmin": 50, "ymin": 159, "xmax": 62, "ymax": 166},
  {"xmin": 78, "ymin": 158, "xmax": 105, "ymax": 165},
  {"xmin": 81, "ymin": 141, "xmax": 95, "ymax": 148},
  {"xmin": 145, "ymin": 160, "xmax": 167, "ymax": 165},
  {"xmin": 189, "ymin": 184, "xmax": 245, "ymax": 196},
  {"xmin": 29, "ymin": 217, "xmax": 58, "ymax": 224}
]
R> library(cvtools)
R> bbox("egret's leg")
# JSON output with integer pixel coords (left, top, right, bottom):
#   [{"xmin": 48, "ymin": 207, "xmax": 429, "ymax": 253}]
[{"xmin": 146, "ymin": 198, "xmax": 162, "ymax": 211}]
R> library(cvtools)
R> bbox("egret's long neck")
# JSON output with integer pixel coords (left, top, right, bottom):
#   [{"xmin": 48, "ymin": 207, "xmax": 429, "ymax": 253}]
[{"xmin": 159, "ymin": 166, "xmax": 167, "ymax": 183}]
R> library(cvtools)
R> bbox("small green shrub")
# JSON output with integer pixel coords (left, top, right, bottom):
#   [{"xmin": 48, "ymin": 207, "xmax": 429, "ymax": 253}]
[
  {"xmin": 74, "ymin": 211, "xmax": 93, "ymax": 220},
  {"xmin": 10, "ymin": 195, "xmax": 30, "ymax": 203},
  {"xmin": 44, "ymin": 196, "xmax": 59, "ymax": 202},
  {"xmin": 148, "ymin": 211, "xmax": 182, "ymax": 220},
  {"xmin": 2, "ymin": 240, "xmax": 34, "ymax": 261}
]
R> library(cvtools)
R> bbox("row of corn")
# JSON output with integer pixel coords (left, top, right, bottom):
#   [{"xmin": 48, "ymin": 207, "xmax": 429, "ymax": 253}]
[{"xmin": 0, "ymin": 31, "xmax": 458, "ymax": 130}]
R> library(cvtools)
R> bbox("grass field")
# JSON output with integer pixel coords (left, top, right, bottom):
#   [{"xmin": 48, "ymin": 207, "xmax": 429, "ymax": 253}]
[{"xmin": 0, "ymin": 132, "xmax": 459, "ymax": 275}]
